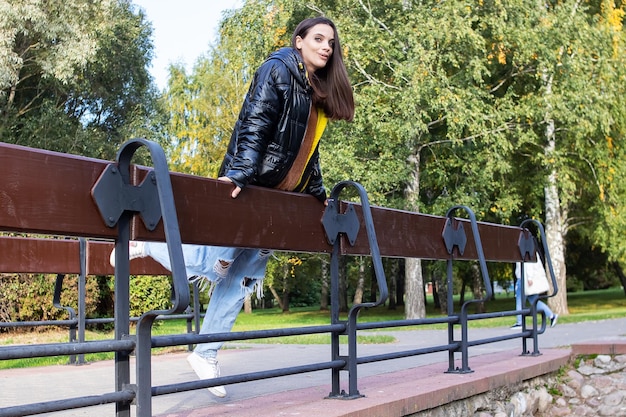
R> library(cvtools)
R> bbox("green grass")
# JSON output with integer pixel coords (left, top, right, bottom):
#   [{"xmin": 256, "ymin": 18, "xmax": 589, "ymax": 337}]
[{"xmin": 1, "ymin": 287, "xmax": 624, "ymax": 369}]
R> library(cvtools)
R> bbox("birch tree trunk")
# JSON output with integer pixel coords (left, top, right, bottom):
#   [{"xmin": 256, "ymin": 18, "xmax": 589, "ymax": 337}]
[
  {"xmin": 281, "ymin": 262, "xmax": 290, "ymax": 312},
  {"xmin": 320, "ymin": 256, "xmax": 329, "ymax": 310},
  {"xmin": 471, "ymin": 263, "xmax": 485, "ymax": 313},
  {"xmin": 387, "ymin": 258, "xmax": 398, "ymax": 310},
  {"xmin": 353, "ymin": 256, "xmax": 365, "ymax": 305},
  {"xmin": 405, "ymin": 258, "xmax": 424, "ymax": 318},
  {"xmin": 404, "ymin": 151, "xmax": 426, "ymax": 319},
  {"xmin": 542, "ymin": 74, "xmax": 570, "ymax": 315},
  {"xmin": 544, "ymin": 154, "xmax": 570, "ymax": 315},
  {"xmin": 539, "ymin": 0, "xmax": 578, "ymax": 315}
]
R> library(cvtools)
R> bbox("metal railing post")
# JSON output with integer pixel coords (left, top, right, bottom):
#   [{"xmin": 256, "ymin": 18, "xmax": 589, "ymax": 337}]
[
  {"xmin": 443, "ymin": 205, "xmax": 492, "ymax": 373},
  {"xmin": 93, "ymin": 138, "xmax": 191, "ymax": 417},
  {"xmin": 77, "ymin": 238, "xmax": 87, "ymax": 364},
  {"xmin": 322, "ymin": 181, "xmax": 388, "ymax": 399},
  {"xmin": 518, "ymin": 220, "xmax": 558, "ymax": 356},
  {"xmin": 112, "ymin": 213, "xmax": 133, "ymax": 417},
  {"xmin": 329, "ymin": 240, "xmax": 342, "ymax": 397}
]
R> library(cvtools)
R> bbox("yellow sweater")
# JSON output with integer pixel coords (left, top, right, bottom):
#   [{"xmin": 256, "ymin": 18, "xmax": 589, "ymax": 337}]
[{"xmin": 276, "ymin": 107, "xmax": 328, "ymax": 192}]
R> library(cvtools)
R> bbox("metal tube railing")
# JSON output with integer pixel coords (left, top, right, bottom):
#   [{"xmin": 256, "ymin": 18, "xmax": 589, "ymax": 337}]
[{"xmin": 0, "ymin": 390, "xmax": 136, "ymax": 417}]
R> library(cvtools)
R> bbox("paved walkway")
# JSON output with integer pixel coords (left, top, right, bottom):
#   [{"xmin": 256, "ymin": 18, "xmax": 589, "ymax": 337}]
[{"xmin": 1, "ymin": 317, "xmax": 625, "ymax": 416}]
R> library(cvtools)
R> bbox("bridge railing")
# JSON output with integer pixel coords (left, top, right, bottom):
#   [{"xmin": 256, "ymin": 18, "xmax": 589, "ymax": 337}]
[{"xmin": 0, "ymin": 140, "xmax": 558, "ymax": 417}]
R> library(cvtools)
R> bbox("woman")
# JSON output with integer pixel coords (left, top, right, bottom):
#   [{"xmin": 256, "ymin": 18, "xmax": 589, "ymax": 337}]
[
  {"xmin": 511, "ymin": 252, "xmax": 558, "ymax": 330},
  {"xmin": 111, "ymin": 17, "xmax": 354, "ymax": 397}
]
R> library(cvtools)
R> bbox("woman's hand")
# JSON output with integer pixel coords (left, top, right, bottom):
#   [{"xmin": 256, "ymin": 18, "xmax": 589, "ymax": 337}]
[{"xmin": 218, "ymin": 176, "xmax": 241, "ymax": 199}]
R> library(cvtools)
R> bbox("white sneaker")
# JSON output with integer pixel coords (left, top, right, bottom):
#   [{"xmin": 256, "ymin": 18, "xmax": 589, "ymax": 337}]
[
  {"xmin": 109, "ymin": 241, "xmax": 146, "ymax": 267},
  {"xmin": 551, "ymin": 314, "xmax": 559, "ymax": 328},
  {"xmin": 186, "ymin": 352, "xmax": 227, "ymax": 397}
]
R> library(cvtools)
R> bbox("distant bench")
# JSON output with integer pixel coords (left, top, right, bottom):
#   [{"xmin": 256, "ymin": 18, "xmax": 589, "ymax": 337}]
[{"xmin": 0, "ymin": 140, "xmax": 556, "ymax": 417}]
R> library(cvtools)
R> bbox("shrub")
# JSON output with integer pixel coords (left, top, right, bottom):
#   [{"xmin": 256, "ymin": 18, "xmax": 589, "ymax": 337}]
[
  {"xmin": 0, "ymin": 273, "xmax": 173, "ymax": 329},
  {"xmin": 0, "ymin": 273, "xmax": 100, "ymax": 327},
  {"xmin": 129, "ymin": 275, "xmax": 173, "ymax": 317}
]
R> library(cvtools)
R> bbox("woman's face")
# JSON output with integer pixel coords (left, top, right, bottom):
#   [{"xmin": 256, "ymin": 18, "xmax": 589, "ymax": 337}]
[{"xmin": 295, "ymin": 23, "xmax": 335, "ymax": 75}]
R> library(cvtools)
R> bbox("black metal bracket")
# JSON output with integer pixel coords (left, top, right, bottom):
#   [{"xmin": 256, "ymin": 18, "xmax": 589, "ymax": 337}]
[
  {"xmin": 321, "ymin": 199, "xmax": 360, "ymax": 245},
  {"xmin": 324, "ymin": 180, "xmax": 388, "ymax": 400},
  {"xmin": 94, "ymin": 138, "xmax": 190, "ymax": 417},
  {"xmin": 442, "ymin": 217, "xmax": 467, "ymax": 255},
  {"xmin": 518, "ymin": 229, "xmax": 535, "ymax": 261},
  {"xmin": 91, "ymin": 165, "xmax": 162, "ymax": 231}
]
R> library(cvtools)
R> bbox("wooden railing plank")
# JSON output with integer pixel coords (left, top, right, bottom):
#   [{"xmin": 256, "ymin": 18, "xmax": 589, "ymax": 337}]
[
  {"xmin": 0, "ymin": 237, "xmax": 168, "ymax": 275},
  {"xmin": 0, "ymin": 142, "xmax": 527, "ymax": 263},
  {"xmin": 133, "ymin": 170, "xmax": 526, "ymax": 261},
  {"xmin": 132, "ymin": 168, "xmax": 332, "ymax": 253},
  {"xmin": 0, "ymin": 237, "xmax": 79, "ymax": 274},
  {"xmin": 0, "ymin": 143, "xmax": 117, "ymax": 238},
  {"xmin": 348, "ymin": 205, "xmax": 524, "ymax": 261}
]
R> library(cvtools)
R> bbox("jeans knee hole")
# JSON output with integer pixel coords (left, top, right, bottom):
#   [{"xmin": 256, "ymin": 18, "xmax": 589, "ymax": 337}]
[{"xmin": 213, "ymin": 259, "xmax": 231, "ymax": 278}]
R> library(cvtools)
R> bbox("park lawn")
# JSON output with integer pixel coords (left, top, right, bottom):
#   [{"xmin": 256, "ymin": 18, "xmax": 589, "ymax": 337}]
[{"xmin": 0, "ymin": 287, "xmax": 624, "ymax": 369}]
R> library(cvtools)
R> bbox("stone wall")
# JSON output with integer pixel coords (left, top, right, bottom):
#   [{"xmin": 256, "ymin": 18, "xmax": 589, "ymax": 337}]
[{"xmin": 408, "ymin": 354, "xmax": 626, "ymax": 417}]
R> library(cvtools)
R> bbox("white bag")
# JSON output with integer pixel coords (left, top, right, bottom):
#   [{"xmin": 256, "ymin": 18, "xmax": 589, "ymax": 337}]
[{"xmin": 516, "ymin": 252, "xmax": 551, "ymax": 295}]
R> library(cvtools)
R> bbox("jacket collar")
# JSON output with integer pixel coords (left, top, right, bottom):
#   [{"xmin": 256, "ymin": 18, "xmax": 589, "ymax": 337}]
[{"xmin": 266, "ymin": 47, "xmax": 310, "ymax": 91}]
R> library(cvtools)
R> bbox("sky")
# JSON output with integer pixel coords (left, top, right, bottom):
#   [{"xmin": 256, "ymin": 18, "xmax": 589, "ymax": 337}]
[{"xmin": 132, "ymin": 1, "xmax": 243, "ymax": 91}]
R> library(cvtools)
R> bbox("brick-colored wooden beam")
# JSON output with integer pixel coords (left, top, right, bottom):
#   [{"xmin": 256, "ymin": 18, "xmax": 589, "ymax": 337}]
[
  {"xmin": 0, "ymin": 142, "xmax": 528, "ymax": 264},
  {"xmin": 0, "ymin": 236, "xmax": 168, "ymax": 275}
]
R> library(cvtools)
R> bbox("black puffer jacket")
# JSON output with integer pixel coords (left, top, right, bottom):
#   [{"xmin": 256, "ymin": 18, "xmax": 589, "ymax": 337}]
[{"xmin": 218, "ymin": 47, "xmax": 326, "ymax": 202}]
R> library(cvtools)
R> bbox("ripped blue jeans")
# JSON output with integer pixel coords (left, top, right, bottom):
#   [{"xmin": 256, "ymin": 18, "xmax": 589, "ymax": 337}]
[{"xmin": 143, "ymin": 243, "xmax": 272, "ymax": 359}]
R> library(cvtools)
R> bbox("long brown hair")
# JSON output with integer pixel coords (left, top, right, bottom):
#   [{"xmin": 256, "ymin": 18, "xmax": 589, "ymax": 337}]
[{"xmin": 291, "ymin": 17, "xmax": 355, "ymax": 122}]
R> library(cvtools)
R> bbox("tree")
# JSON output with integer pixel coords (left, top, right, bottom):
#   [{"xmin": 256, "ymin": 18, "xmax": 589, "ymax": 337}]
[
  {"xmin": 315, "ymin": 0, "xmax": 520, "ymax": 318},
  {"xmin": 578, "ymin": 2, "xmax": 626, "ymax": 267},
  {"xmin": 158, "ymin": 0, "xmax": 626, "ymax": 318},
  {"xmin": 316, "ymin": 0, "xmax": 626, "ymax": 318},
  {"xmin": 0, "ymin": 0, "xmax": 166, "ymax": 321},
  {"xmin": 0, "ymin": 0, "xmax": 161, "ymax": 159},
  {"xmin": 495, "ymin": 0, "xmax": 626, "ymax": 314}
]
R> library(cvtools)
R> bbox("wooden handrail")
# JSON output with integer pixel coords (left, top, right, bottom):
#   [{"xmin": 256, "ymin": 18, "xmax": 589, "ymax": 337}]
[{"xmin": 0, "ymin": 141, "xmax": 527, "ymax": 263}]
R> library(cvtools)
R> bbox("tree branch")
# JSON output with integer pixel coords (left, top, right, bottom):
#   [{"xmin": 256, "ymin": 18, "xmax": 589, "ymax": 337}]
[
  {"xmin": 357, "ymin": 0, "xmax": 393, "ymax": 35},
  {"xmin": 351, "ymin": 57, "xmax": 400, "ymax": 90}
]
